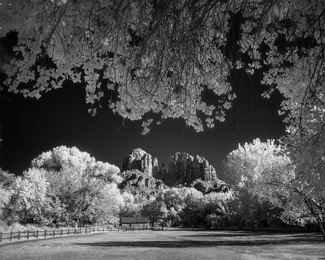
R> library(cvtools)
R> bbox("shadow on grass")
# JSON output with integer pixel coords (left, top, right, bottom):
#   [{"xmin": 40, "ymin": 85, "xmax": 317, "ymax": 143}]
[
  {"xmin": 181, "ymin": 231, "xmax": 323, "ymax": 240},
  {"xmin": 73, "ymin": 236, "xmax": 324, "ymax": 248}
]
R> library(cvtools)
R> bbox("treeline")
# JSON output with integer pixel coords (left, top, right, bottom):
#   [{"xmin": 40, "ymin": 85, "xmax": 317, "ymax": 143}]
[
  {"xmin": 0, "ymin": 146, "xmax": 123, "ymax": 227},
  {"xmin": 0, "ymin": 144, "xmax": 232, "ymax": 228},
  {"xmin": 0, "ymin": 142, "xmax": 324, "ymax": 239}
]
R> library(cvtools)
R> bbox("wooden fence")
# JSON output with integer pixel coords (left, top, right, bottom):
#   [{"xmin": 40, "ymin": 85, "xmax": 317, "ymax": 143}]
[{"xmin": 0, "ymin": 226, "xmax": 119, "ymax": 243}]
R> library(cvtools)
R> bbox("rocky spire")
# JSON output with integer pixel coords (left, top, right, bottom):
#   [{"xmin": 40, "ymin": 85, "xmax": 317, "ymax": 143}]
[
  {"xmin": 161, "ymin": 152, "xmax": 218, "ymax": 186},
  {"xmin": 121, "ymin": 148, "xmax": 157, "ymax": 176}
]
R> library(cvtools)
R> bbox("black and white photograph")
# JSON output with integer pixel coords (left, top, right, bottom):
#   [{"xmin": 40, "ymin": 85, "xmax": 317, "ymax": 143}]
[{"xmin": 0, "ymin": 1, "xmax": 324, "ymax": 259}]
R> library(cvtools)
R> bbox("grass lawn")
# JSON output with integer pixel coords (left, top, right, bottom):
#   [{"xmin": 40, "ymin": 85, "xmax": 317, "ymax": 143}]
[{"xmin": 0, "ymin": 230, "xmax": 324, "ymax": 260}]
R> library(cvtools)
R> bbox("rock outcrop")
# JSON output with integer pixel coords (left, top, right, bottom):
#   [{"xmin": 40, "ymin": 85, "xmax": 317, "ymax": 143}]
[
  {"xmin": 190, "ymin": 179, "xmax": 230, "ymax": 194},
  {"xmin": 120, "ymin": 149, "xmax": 227, "ymax": 194},
  {"xmin": 121, "ymin": 148, "xmax": 159, "ymax": 177},
  {"xmin": 118, "ymin": 169, "xmax": 167, "ymax": 197},
  {"xmin": 160, "ymin": 152, "xmax": 218, "ymax": 186}
]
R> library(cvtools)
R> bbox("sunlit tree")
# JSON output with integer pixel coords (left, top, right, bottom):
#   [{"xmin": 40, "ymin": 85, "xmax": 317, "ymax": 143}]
[
  {"xmin": 224, "ymin": 138, "xmax": 325, "ymax": 239},
  {"xmin": 29, "ymin": 146, "xmax": 121, "ymax": 226},
  {"xmin": 1, "ymin": 0, "xmax": 324, "ymax": 134},
  {"xmin": 3, "ymin": 168, "xmax": 49, "ymax": 224},
  {"xmin": 224, "ymin": 139, "xmax": 292, "ymax": 228},
  {"xmin": 89, "ymin": 182, "xmax": 124, "ymax": 225},
  {"xmin": 31, "ymin": 146, "xmax": 120, "ymax": 180},
  {"xmin": 224, "ymin": 139, "xmax": 292, "ymax": 188},
  {"xmin": 119, "ymin": 192, "xmax": 141, "ymax": 218}
]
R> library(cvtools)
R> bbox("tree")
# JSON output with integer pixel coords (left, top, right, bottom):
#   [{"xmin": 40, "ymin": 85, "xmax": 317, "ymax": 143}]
[
  {"xmin": 223, "ymin": 139, "xmax": 292, "ymax": 228},
  {"xmin": 224, "ymin": 139, "xmax": 292, "ymax": 189},
  {"xmin": 180, "ymin": 191, "xmax": 231, "ymax": 228},
  {"xmin": 159, "ymin": 187, "xmax": 202, "ymax": 212},
  {"xmin": 31, "ymin": 146, "xmax": 120, "ymax": 180},
  {"xmin": 65, "ymin": 174, "xmax": 106, "ymax": 226},
  {"xmin": 157, "ymin": 187, "xmax": 208, "ymax": 227},
  {"xmin": 141, "ymin": 200, "xmax": 167, "ymax": 226},
  {"xmin": 0, "ymin": 169, "xmax": 15, "ymax": 220},
  {"xmin": 2, "ymin": 146, "xmax": 124, "ymax": 227},
  {"xmin": 224, "ymin": 138, "xmax": 325, "ymax": 239},
  {"xmin": 119, "ymin": 192, "xmax": 141, "ymax": 218},
  {"xmin": 279, "ymin": 108, "xmax": 325, "ymax": 239},
  {"xmin": 89, "ymin": 182, "xmax": 124, "ymax": 225},
  {"xmin": 30, "ymin": 146, "xmax": 121, "ymax": 226},
  {"xmin": 0, "ymin": 186, "xmax": 13, "ymax": 220},
  {"xmin": 200, "ymin": 192, "xmax": 232, "ymax": 228},
  {"xmin": 92, "ymin": 161, "xmax": 122, "ymax": 184},
  {"xmin": 1, "ymin": 1, "xmax": 324, "ymax": 134},
  {"xmin": 0, "ymin": 168, "xmax": 15, "ymax": 187},
  {"xmin": 3, "ymin": 168, "xmax": 49, "ymax": 225}
]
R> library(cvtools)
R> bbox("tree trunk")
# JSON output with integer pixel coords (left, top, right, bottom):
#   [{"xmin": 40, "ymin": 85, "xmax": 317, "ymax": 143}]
[
  {"xmin": 319, "ymin": 220, "xmax": 325, "ymax": 241},
  {"xmin": 304, "ymin": 197, "xmax": 325, "ymax": 242}
]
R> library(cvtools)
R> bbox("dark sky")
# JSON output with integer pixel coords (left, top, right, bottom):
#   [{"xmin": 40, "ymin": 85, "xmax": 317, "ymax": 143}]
[{"xmin": 0, "ymin": 71, "xmax": 286, "ymax": 180}]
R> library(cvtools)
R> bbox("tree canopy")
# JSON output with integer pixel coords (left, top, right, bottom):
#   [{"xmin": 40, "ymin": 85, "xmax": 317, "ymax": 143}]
[
  {"xmin": 1, "ymin": 0, "xmax": 324, "ymax": 134},
  {"xmin": 223, "ymin": 138, "xmax": 325, "ymax": 239},
  {"xmin": 1, "ymin": 146, "xmax": 124, "ymax": 226}
]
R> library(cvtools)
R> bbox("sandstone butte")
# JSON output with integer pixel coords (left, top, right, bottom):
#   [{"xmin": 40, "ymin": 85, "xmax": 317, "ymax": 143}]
[{"xmin": 120, "ymin": 148, "xmax": 229, "ymax": 195}]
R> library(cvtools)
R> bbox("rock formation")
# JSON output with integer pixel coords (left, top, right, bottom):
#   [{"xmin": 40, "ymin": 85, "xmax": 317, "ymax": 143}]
[
  {"xmin": 160, "ymin": 152, "xmax": 218, "ymax": 186},
  {"xmin": 121, "ymin": 148, "xmax": 159, "ymax": 177},
  {"xmin": 190, "ymin": 179, "xmax": 230, "ymax": 194},
  {"xmin": 120, "ymin": 149, "xmax": 227, "ymax": 194},
  {"xmin": 152, "ymin": 157, "xmax": 160, "ymax": 177},
  {"xmin": 118, "ymin": 169, "xmax": 167, "ymax": 197}
]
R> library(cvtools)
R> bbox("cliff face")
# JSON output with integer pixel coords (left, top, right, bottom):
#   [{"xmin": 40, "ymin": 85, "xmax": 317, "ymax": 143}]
[
  {"xmin": 118, "ymin": 169, "xmax": 167, "ymax": 197},
  {"xmin": 160, "ymin": 152, "xmax": 218, "ymax": 187},
  {"xmin": 121, "ymin": 148, "xmax": 159, "ymax": 177},
  {"xmin": 120, "ymin": 149, "xmax": 226, "ymax": 194}
]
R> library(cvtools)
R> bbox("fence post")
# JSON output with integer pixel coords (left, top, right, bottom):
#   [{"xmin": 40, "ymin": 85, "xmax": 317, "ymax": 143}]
[
  {"xmin": 68, "ymin": 229, "xmax": 70, "ymax": 236},
  {"xmin": 10, "ymin": 231, "xmax": 13, "ymax": 241},
  {"xmin": 85, "ymin": 228, "xmax": 87, "ymax": 234},
  {"xmin": 44, "ymin": 230, "xmax": 47, "ymax": 238},
  {"xmin": 18, "ymin": 231, "xmax": 20, "ymax": 240},
  {"xmin": 36, "ymin": 230, "xmax": 38, "ymax": 238},
  {"xmin": 53, "ymin": 230, "xmax": 55, "ymax": 237},
  {"xmin": 0, "ymin": 232, "xmax": 2, "ymax": 242},
  {"xmin": 79, "ymin": 228, "xmax": 81, "ymax": 234},
  {"xmin": 27, "ymin": 230, "xmax": 30, "ymax": 240},
  {"xmin": 61, "ymin": 230, "xmax": 63, "ymax": 236}
]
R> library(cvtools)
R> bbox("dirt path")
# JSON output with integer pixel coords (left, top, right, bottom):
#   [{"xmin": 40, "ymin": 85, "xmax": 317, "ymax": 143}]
[{"xmin": 0, "ymin": 230, "xmax": 324, "ymax": 260}]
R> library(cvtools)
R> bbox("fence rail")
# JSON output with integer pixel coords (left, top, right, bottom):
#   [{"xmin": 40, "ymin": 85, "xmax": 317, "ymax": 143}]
[{"xmin": 0, "ymin": 226, "xmax": 119, "ymax": 243}]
